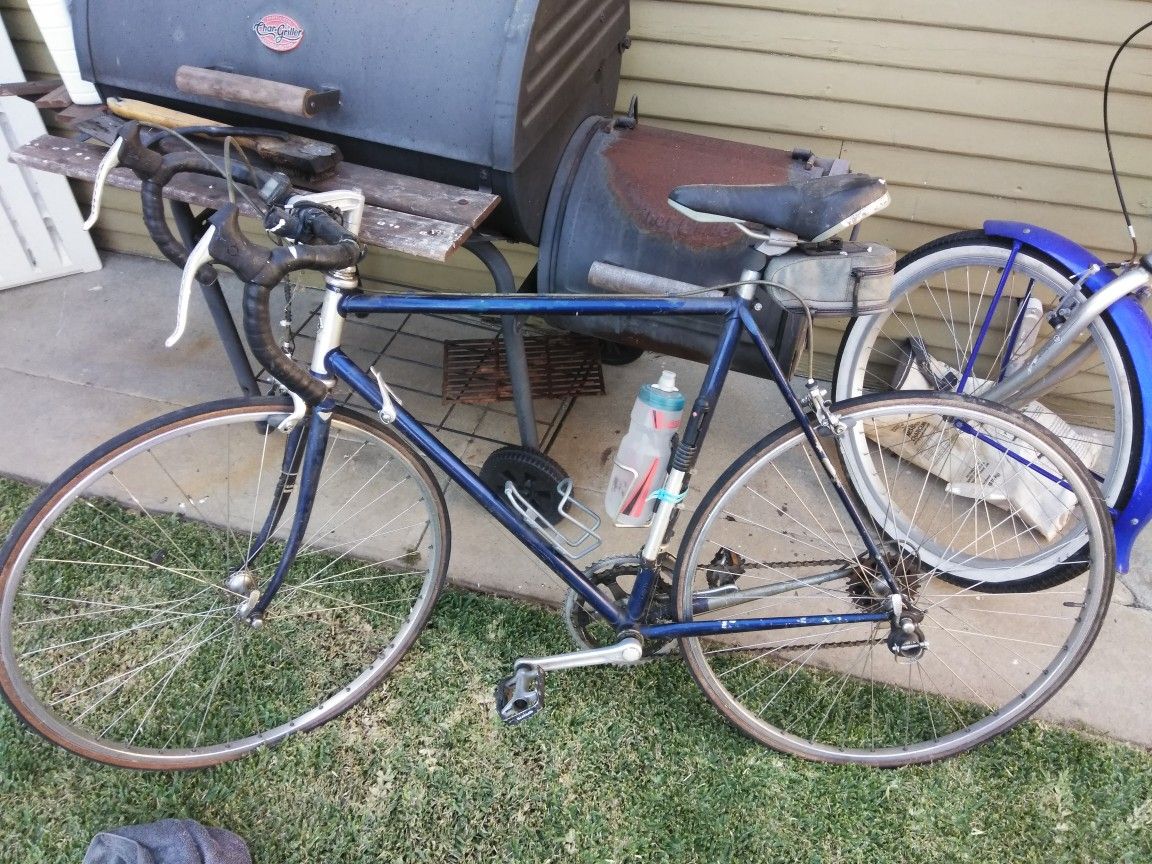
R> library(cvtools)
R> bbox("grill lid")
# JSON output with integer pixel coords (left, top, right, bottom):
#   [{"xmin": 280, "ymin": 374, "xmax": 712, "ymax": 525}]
[{"xmin": 73, "ymin": 0, "xmax": 629, "ymax": 242}]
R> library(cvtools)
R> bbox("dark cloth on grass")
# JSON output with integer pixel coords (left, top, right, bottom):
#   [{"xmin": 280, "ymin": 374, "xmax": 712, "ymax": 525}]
[{"xmin": 82, "ymin": 819, "xmax": 250, "ymax": 864}]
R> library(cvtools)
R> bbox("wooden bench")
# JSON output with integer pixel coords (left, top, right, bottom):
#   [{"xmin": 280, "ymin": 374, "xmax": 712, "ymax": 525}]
[{"xmin": 10, "ymin": 134, "xmax": 500, "ymax": 262}]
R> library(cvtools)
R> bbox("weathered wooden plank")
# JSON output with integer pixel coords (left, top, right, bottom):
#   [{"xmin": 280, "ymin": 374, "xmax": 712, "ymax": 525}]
[
  {"xmin": 42, "ymin": 100, "xmax": 499, "ymax": 227},
  {"xmin": 69, "ymin": 179, "xmax": 534, "ymax": 293},
  {"xmin": 33, "ymin": 83, "xmax": 69, "ymax": 109},
  {"xmin": 11, "ymin": 135, "xmax": 475, "ymax": 261},
  {"xmin": 303, "ymin": 161, "xmax": 498, "ymax": 228},
  {"xmin": 0, "ymin": 76, "xmax": 57, "ymax": 98}
]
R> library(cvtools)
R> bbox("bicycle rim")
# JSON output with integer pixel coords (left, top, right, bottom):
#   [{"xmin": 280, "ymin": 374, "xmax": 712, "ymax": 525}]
[
  {"xmin": 0, "ymin": 398, "xmax": 449, "ymax": 769},
  {"xmin": 834, "ymin": 235, "xmax": 1137, "ymax": 531},
  {"xmin": 675, "ymin": 393, "xmax": 1113, "ymax": 766}
]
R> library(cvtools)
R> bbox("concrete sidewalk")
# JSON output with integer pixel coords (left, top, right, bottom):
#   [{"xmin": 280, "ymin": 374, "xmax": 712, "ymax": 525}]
[{"xmin": 1, "ymin": 251, "xmax": 1150, "ymax": 749}]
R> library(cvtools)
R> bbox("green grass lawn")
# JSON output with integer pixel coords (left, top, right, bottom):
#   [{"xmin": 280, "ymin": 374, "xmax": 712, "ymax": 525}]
[{"xmin": 1, "ymin": 478, "xmax": 1151, "ymax": 863}]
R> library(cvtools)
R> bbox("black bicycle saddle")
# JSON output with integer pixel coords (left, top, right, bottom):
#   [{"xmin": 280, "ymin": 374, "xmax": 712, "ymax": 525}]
[{"xmin": 668, "ymin": 173, "xmax": 890, "ymax": 242}]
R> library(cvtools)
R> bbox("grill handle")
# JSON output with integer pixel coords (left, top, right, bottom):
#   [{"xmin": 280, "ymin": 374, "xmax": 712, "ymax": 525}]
[{"xmin": 175, "ymin": 65, "xmax": 340, "ymax": 118}]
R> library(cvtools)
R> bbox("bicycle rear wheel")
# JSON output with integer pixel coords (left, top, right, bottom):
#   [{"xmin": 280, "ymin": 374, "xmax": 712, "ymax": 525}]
[
  {"xmin": 0, "ymin": 397, "xmax": 449, "ymax": 769},
  {"xmin": 833, "ymin": 232, "xmax": 1138, "ymax": 587},
  {"xmin": 675, "ymin": 393, "xmax": 1113, "ymax": 766}
]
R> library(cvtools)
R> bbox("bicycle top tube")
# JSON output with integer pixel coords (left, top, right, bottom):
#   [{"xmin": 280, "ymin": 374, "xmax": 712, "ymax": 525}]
[{"xmin": 339, "ymin": 291, "xmax": 739, "ymax": 318}]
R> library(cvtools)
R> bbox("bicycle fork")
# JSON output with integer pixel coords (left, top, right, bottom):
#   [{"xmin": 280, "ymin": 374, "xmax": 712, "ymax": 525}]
[{"xmin": 231, "ymin": 403, "xmax": 335, "ymax": 626}]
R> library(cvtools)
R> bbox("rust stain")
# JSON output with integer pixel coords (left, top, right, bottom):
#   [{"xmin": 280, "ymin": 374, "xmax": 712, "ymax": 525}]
[{"xmin": 603, "ymin": 125, "xmax": 800, "ymax": 250}]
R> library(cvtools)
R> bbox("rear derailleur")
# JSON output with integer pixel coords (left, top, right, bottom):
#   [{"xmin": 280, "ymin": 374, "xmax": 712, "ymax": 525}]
[{"xmin": 847, "ymin": 548, "xmax": 929, "ymax": 660}]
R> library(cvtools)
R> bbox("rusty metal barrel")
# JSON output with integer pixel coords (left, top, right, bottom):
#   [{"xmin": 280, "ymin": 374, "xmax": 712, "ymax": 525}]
[{"xmin": 538, "ymin": 117, "xmax": 849, "ymax": 375}]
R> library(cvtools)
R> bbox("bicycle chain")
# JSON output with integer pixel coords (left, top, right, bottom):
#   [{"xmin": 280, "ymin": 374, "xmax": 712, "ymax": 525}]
[
  {"xmin": 727, "ymin": 556, "xmax": 890, "ymax": 652},
  {"xmin": 568, "ymin": 555, "xmax": 894, "ymax": 656}
]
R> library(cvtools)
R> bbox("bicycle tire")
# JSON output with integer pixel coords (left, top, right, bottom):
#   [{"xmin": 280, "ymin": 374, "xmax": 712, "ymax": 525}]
[
  {"xmin": 675, "ymin": 392, "xmax": 1114, "ymax": 766},
  {"xmin": 479, "ymin": 445, "xmax": 568, "ymax": 525},
  {"xmin": 832, "ymin": 232, "xmax": 1139, "ymax": 588},
  {"xmin": 0, "ymin": 397, "xmax": 450, "ymax": 770}
]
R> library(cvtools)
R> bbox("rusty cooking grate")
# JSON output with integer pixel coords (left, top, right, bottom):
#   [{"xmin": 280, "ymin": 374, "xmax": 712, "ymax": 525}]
[{"xmin": 443, "ymin": 333, "xmax": 605, "ymax": 404}]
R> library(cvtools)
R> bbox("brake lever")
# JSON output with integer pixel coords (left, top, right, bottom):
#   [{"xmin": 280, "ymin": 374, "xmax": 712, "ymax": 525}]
[
  {"xmin": 166, "ymin": 224, "xmax": 217, "ymax": 348},
  {"xmin": 83, "ymin": 137, "xmax": 124, "ymax": 230}
]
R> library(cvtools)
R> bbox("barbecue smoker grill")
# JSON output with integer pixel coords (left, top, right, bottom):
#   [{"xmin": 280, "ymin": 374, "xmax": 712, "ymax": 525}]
[
  {"xmin": 73, "ymin": 0, "xmax": 630, "ymax": 243},
  {"xmin": 71, "ymin": 0, "xmax": 844, "ymax": 374}
]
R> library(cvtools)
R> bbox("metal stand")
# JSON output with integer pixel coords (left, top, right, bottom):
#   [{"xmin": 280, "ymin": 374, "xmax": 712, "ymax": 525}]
[
  {"xmin": 465, "ymin": 238, "xmax": 540, "ymax": 450},
  {"xmin": 169, "ymin": 201, "xmax": 261, "ymax": 397}
]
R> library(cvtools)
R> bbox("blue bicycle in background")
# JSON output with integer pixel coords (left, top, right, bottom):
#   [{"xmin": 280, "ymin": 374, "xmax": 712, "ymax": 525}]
[{"xmin": 833, "ymin": 222, "xmax": 1152, "ymax": 583}]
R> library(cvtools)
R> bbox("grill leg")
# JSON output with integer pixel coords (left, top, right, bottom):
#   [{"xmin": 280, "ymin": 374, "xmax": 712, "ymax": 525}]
[
  {"xmin": 170, "ymin": 202, "xmax": 261, "ymax": 397},
  {"xmin": 465, "ymin": 239, "xmax": 539, "ymax": 450}
]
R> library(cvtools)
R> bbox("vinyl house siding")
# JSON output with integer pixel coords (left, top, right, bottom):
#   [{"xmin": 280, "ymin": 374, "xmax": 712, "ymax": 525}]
[{"xmin": 5, "ymin": 0, "xmax": 1152, "ymax": 368}]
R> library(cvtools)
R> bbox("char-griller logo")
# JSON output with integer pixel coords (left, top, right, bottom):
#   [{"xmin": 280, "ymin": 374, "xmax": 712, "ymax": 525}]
[{"xmin": 253, "ymin": 13, "xmax": 304, "ymax": 52}]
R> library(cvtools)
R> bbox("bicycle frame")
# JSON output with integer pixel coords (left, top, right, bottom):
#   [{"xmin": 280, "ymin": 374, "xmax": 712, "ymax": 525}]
[
  {"xmin": 247, "ymin": 287, "xmax": 895, "ymax": 641},
  {"xmin": 981, "ymin": 220, "xmax": 1152, "ymax": 570}
]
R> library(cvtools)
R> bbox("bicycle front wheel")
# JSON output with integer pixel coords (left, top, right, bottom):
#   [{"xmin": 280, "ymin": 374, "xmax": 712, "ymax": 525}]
[
  {"xmin": 675, "ymin": 393, "xmax": 1113, "ymax": 766},
  {"xmin": 833, "ymin": 232, "xmax": 1137, "ymax": 588},
  {"xmin": 0, "ymin": 397, "xmax": 449, "ymax": 769}
]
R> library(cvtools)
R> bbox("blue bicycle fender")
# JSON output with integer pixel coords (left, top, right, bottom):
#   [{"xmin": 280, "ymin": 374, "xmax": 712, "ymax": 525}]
[{"xmin": 986, "ymin": 220, "xmax": 1152, "ymax": 570}]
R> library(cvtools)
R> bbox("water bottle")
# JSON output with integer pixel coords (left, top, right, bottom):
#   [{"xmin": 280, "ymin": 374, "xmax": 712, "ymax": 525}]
[{"xmin": 604, "ymin": 370, "xmax": 685, "ymax": 527}]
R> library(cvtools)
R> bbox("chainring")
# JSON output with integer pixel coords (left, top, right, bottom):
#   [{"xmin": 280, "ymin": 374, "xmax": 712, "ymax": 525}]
[{"xmin": 562, "ymin": 554, "xmax": 677, "ymax": 656}]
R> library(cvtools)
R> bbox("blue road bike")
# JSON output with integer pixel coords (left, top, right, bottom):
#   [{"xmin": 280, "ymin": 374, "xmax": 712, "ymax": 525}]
[{"xmin": 0, "ymin": 161, "xmax": 1115, "ymax": 769}]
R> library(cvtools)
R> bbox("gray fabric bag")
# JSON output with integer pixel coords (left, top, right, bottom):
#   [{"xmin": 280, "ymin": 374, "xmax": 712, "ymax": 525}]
[
  {"xmin": 763, "ymin": 241, "xmax": 897, "ymax": 316},
  {"xmin": 82, "ymin": 819, "xmax": 250, "ymax": 864}
]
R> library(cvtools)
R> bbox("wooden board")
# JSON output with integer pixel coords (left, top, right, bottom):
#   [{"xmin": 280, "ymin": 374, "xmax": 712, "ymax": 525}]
[
  {"xmin": 309, "ymin": 161, "xmax": 499, "ymax": 228},
  {"xmin": 9, "ymin": 134, "xmax": 487, "ymax": 262}
]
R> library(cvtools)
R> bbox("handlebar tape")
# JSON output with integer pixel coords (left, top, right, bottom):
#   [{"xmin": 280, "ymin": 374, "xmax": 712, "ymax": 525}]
[
  {"xmin": 120, "ymin": 118, "xmax": 266, "ymax": 279},
  {"xmin": 208, "ymin": 205, "xmax": 361, "ymax": 405}
]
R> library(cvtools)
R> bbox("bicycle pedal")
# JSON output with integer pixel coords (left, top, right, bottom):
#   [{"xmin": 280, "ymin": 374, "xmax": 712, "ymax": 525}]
[{"xmin": 494, "ymin": 664, "xmax": 544, "ymax": 725}]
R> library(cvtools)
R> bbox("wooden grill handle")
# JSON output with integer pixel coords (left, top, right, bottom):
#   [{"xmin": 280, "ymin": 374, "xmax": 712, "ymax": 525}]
[{"xmin": 175, "ymin": 65, "xmax": 339, "ymax": 118}]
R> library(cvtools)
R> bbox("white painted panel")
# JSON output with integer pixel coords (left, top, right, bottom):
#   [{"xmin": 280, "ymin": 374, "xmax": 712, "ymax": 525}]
[{"xmin": 0, "ymin": 16, "xmax": 99, "ymax": 289}]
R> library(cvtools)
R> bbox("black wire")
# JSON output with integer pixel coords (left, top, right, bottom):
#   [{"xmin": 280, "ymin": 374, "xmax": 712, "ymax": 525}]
[{"xmin": 1103, "ymin": 18, "xmax": 1152, "ymax": 262}]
